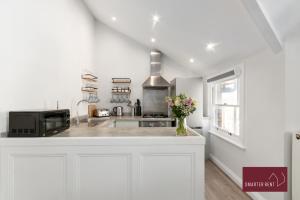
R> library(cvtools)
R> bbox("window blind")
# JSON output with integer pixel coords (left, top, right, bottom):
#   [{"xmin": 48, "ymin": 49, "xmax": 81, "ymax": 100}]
[{"xmin": 207, "ymin": 70, "xmax": 235, "ymax": 83}]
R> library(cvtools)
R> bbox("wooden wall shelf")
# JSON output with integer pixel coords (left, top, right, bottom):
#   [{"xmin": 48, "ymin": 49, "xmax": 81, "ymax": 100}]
[
  {"xmin": 81, "ymin": 88, "xmax": 97, "ymax": 93},
  {"xmin": 112, "ymin": 92, "xmax": 131, "ymax": 95},
  {"xmin": 81, "ymin": 73, "xmax": 99, "ymax": 102},
  {"xmin": 82, "ymin": 74, "xmax": 98, "ymax": 82},
  {"xmin": 112, "ymin": 78, "xmax": 131, "ymax": 83},
  {"xmin": 82, "ymin": 77, "xmax": 97, "ymax": 82}
]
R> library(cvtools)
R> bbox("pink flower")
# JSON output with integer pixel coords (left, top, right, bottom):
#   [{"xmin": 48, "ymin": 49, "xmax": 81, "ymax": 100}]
[{"xmin": 184, "ymin": 98, "xmax": 192, "ymax": 106}]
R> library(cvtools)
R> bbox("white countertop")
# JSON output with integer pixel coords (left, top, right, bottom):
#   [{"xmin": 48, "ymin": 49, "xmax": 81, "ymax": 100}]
[
  {"xmin": 55, "ymin": 124, "xmax": 198, "ymax": 137},
  {"xmin": 56, "ymin": 115, "xmax": 195, "ymax": 137},
  {"xmin": 0, "ymin": 116, "xmax": 204, "ymax": 143}
]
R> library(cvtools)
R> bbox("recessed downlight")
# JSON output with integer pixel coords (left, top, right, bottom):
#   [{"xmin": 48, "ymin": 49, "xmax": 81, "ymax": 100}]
[
  {"xmin": 111, "ymin": 16, "xmax": 117, "ymax": 22},
  {"xmin": 189, "ymin": 58, "xmax": 195, "ymax": 63},
  {"xmin": 152, "ymin": 14, "xmax": 160, "ymax": 27},
  {"xmin": 206, "ymin": 42, "xmax": 219, "ymax": 52},
  {"xmin": 151, "ymin": 38, "xmax": 156, "ymax": 43},
  {"xmin": 152, "ymin": 15, "xmax": 160, "ymax": 23}
]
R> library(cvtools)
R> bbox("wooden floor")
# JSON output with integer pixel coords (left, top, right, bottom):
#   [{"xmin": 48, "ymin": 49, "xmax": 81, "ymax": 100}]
[{"xmin": 205, "ymin": 160, "xmax": 252, "ymax": 200}]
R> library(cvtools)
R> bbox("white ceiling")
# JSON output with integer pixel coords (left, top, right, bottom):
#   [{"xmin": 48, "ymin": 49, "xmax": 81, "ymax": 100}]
[
  {"xmin": 257, "ymin": 0, "xmax": 300, "ymax": 40},
  {"xmin": 84, "ymin": 0, "xmax": 269, "ymax": 72}
]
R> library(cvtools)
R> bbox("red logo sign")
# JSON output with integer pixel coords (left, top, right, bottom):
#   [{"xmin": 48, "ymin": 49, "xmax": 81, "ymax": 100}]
[{"xmin": 243, "ymin": 167, "xmax": 288, "ymax": 192}]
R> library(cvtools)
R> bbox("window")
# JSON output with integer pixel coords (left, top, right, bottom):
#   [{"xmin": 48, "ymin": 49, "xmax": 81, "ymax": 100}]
[
  {"xmin": 208, "ymin": 68, "xmax": 244, "ymax": 146},
  {"xmin": 211, "ymin": 78, "xmax": 239, "ymax": 135}
]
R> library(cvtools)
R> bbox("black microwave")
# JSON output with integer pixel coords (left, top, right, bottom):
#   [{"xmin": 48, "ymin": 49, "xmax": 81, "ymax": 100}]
[{"xmin": 8, "ymin": 109, "xmax": 70, "ymax": 137}]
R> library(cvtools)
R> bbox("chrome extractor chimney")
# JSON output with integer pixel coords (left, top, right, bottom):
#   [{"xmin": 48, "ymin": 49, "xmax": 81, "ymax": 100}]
[
  {"xmin": 142, "ymin": 50, "xmax": 170, "ymax": 116},
  {"xmin": 142, "ymin": 50, "xmax": 170, "ymax": 88}
]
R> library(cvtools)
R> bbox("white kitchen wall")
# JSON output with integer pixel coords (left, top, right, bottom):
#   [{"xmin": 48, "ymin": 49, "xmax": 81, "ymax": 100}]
[
  {"xmin": 284, "ymin": 34, "xmax": 300, "ymax": 200},
  {"xmin": 0, "ymin": 0, "xmax": 95, "ymax": 133},
  {"xmin": 285, "ymin": 34, "xmax": 300, "ymax": 132},
  {"xmin": 203, "ymin": 48, "xmax": 285, "ymax": 200},
  {"xmin": 94, "ymin": 22, "xmax": 196, "ymax": 113},
  {"xmin": 202, "ymin": 34, "xmax": 300, "ymax": 200}
]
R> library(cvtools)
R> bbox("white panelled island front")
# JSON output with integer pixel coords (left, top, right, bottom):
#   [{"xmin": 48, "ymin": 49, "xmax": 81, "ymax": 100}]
[{"xmin": 0, "ymin": 122, "xmax": 205, "ymax": 200}]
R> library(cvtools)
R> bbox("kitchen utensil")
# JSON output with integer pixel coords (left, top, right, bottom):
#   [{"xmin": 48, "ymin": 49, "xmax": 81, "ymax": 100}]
[
  {"xmin": 94, "ymin": 109, "xmax": 110, "ymax": 117},
  {"xmin": 134, "ymin": 99, "xmax": 142, "ymax": 116},
  {"xmin": 88, "ymin": 105, "xmax": 97, "ymax": 117},
  {"xmin": 112, "ymin": 106, "xmax": 123, "ymax": 116}
]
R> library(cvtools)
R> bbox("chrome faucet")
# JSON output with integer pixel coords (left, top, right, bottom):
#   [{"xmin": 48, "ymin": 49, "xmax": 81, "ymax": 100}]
[{"xmin": 76, "ymin": 99, "xmax": 89, "ymax": 126}]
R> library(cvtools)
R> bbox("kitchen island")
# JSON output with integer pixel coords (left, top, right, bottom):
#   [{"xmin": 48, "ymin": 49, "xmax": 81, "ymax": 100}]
[{"xmin": 0, "ymin": 122, "xmax": 205, "ymax": 200}]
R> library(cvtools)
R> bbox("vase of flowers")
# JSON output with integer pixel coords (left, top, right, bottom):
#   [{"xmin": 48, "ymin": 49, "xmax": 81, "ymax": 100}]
[{"xmin": 166, "ymin": 94, "xmax": 197, "ymax": 136}]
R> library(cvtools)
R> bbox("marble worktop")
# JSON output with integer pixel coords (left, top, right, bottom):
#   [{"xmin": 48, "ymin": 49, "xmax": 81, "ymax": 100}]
[
  {"xmin": 0, "ymin": 116, "xmax": 199, "ymax": 138},
  {"xmin": 54, "ymin": 121, "xmax": 198, "ymax": 137}
]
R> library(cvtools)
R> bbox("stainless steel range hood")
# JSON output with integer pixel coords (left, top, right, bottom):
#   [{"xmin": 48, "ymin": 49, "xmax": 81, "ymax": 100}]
[{"xmin": 142, "ymin": 50, "xmax": 170, "ymax": 88}]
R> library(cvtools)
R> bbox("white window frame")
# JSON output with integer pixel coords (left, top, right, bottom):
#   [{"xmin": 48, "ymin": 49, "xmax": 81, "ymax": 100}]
[{"xmin": 207, "ymin": 65, "xmax": 246, "ymax": 149}]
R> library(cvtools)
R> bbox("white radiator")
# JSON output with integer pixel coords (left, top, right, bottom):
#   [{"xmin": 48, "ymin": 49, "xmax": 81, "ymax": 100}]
[{"xmin": 293, "ymin": 133, "xmax": 300, "ymax": 200}]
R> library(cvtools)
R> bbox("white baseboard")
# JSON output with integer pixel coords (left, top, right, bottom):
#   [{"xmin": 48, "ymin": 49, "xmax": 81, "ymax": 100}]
[{"xmin": 209, "ymin": 154, "xmax": 267, "ymax": 200}]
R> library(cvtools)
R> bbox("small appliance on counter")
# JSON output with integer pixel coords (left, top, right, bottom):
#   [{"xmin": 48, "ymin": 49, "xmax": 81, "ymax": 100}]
[
  {"xmin": 94, "ymin": 108, "xmax": 110, "ymax": 118},
  {"xmin": 112, "ymin": 106, "xmax": 123, "ymax": 116},
  {"xmin": 8, "ymin": 109, "xmax": 70, "ymax": 137}
]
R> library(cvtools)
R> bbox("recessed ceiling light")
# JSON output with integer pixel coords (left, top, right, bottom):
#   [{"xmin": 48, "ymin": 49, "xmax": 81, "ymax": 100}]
[
  {"xmin": 151, "ymin": 38, "xmax": 156, "ymax": 43},
  {"xmin": 189, "ymin": 58, "xmax": 195, "ymax": 63},
  {"xmin": 206, "ymin": 42, "xmax": 219, "ymax": 52},
  {"xmin": 152, "ymin": 14, "xmax": 160, "ymax": 28},
  {"xmin": 152, "ymin": 15, "xmax": 160, "ymax": 23},
  {"xmin": 112, "ymin": 16, "xmax": 117, "ymax": 22}
]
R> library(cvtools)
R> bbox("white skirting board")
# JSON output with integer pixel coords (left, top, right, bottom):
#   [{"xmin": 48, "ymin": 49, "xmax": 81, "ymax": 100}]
[{"xmin": 209, "ymin": 154, "xmax": 267, "ymax": 200}]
